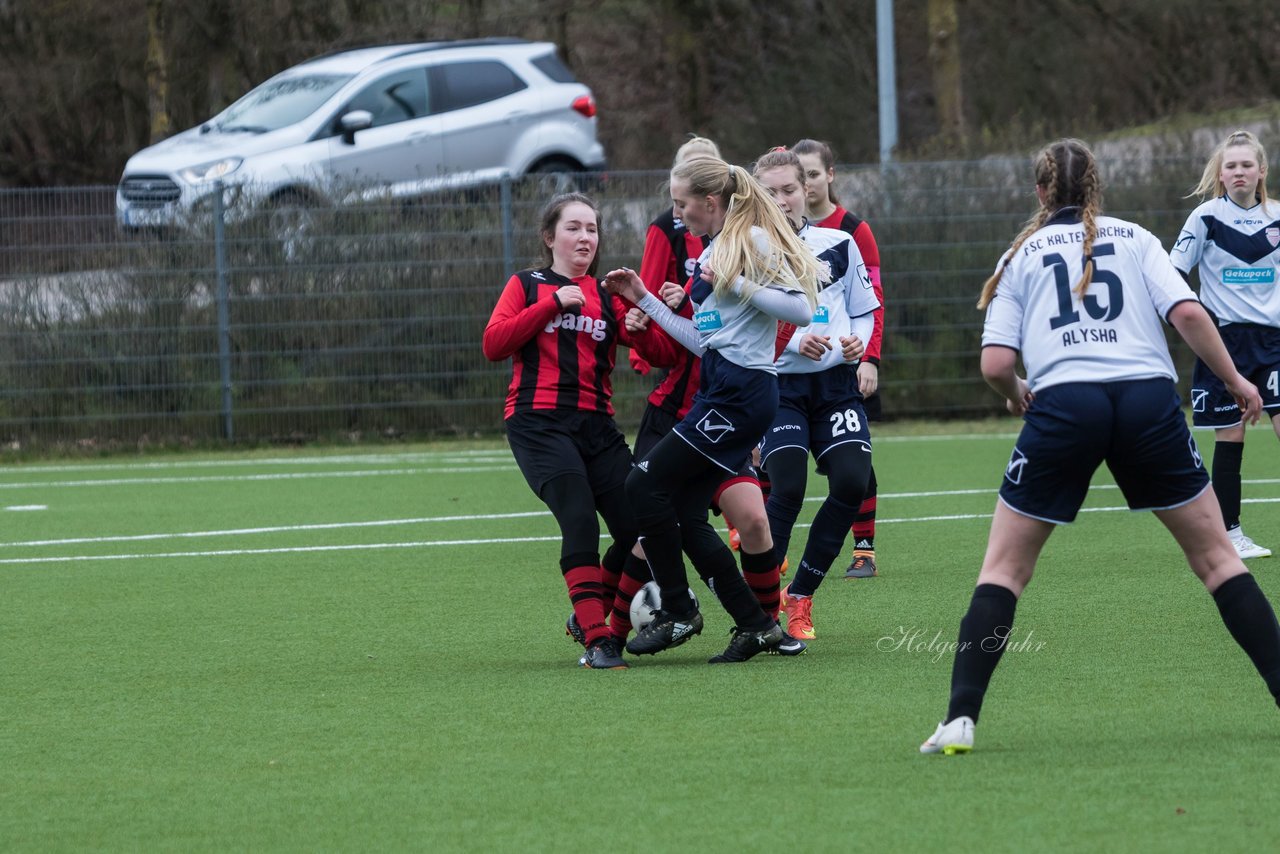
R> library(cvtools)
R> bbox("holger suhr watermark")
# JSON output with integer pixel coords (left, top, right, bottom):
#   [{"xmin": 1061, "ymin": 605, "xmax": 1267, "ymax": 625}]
[{"xmin": 876, "ymin": 626, "xmax": 1045, "ymax": 663}]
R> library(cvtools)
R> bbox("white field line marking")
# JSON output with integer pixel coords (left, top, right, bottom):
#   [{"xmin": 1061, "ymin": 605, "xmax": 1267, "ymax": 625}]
[
  {"xmin": 4, "ymin": 481, "xmax": 1277, "ymax": 549},
  {"xmin": 0, "ymin": 467, "xmax": 515, "ymax": 489},
  {"xmin": 0, "ymin": 451, "xmax": 514, "ymax": 474},
  {"xmin": 0, "ymin": 435, "xmax": 1023, "ymax": 476},
  {"xmin": 5, "ymin": 496, "xmax": 1280, "ymax": 566},
  {"xmin": 0, "ymin": 511, "xmax": 550, "ymax": 547},
  {"xmin": 4, "ymin": 504, "xmax": 47, "ymax": 511}
]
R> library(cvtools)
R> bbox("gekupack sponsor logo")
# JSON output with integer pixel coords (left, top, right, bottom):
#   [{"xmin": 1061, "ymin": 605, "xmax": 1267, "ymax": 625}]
[{"xmin": 546, "ymin": 312, "xmax": 609, "ymax": 341}]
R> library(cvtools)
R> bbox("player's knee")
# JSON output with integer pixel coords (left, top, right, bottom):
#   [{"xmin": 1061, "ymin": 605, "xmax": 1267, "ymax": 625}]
[{"xmin": 733, "ymin": 507, "xmax": 771, "ymax": 550}]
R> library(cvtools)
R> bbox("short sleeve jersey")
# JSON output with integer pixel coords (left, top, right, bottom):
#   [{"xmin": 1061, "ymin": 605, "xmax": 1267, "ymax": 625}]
[
  {"xmin": 1168, "ymin": 196, "xmax": 1280, "ymax": 328},
  {"xmin": 775, "ymin": 224, "xmax": 879, "ymax": 374},
  {"xmin": 689, "ymin": 226, "xmax": 805, "ymax": 373},
  {"xmin": 981, "ymin": 208, "xmax": 1198, "ymax": 391}
]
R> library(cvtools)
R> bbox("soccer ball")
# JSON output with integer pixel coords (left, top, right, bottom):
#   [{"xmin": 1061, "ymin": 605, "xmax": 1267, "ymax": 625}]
[{"xmin": 629, "ymin": 581, "xmax": 698, "ymax": 631}]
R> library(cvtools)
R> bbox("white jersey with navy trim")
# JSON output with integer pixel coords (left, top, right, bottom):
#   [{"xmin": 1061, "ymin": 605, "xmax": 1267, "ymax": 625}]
[
  {"xmin": 982, "ymin": 209, "xmax": 1198, "ymax": 391},
  {"xmin": 775, "ymin": 224, "xmax": 880, "ymax": 374},
  {"xmin": 689, "ymin": 226, "xmax": 805, "ymax": 373},
  {"xmin": 1169, "ymin": 195, "xmax": 1280, "ymax": 328}
]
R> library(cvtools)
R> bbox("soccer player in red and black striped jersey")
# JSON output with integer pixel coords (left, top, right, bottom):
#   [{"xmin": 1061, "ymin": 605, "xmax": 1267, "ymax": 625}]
[
  {"xmin": 795, "ymin": 138, "xmax": 885, "ymax": 580},
  {"xmin": 483, "ymin": 193, "xmax": 663, "ymax": 670}
]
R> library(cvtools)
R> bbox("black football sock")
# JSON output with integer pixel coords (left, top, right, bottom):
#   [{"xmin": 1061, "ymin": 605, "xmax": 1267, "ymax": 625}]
[
  {"xmin": 946, "ymin": 583, "xmax": 1019, "ymax": 724},
  {"xmin": 1212, "ymin": 573, "xmax": 1280, "ymax": 707},
  {"xmin": 1213, "ymin": 441, "xmax": 1244, "ymax": 531}
]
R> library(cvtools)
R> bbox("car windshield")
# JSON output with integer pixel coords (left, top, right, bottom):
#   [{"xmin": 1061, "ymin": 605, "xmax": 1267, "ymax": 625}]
[{"xmin": 215, "ymin": 74, "xmax": 353, "ymax": 133}]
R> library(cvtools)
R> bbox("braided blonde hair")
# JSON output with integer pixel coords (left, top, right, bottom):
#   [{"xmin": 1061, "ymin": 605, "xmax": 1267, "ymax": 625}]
[
  {"xmin": 978, "ymin": 139, "xmax": 1103, "ymax": 309},
  {"xmin": 672, "ymin": 155, "xmax": 820, "ymax": 309}
]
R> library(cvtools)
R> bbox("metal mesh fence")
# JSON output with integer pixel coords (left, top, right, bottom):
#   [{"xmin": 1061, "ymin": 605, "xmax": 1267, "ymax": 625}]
[{"xmin": 0, "ymin": 156, "xmax": 1206, "ymax": 447}]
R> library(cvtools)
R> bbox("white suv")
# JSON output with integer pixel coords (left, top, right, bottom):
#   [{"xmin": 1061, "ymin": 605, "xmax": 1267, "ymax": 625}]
[{"xmin": 116, "ymin": 38, "xmax": 606, "ymax": 229}]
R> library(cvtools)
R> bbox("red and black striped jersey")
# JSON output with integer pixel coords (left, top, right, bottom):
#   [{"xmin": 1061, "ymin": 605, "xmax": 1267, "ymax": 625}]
[
  {"xmin": 639, "ymin": 208, "xmax": 710, "ymax": 297},
  {"xmin": 629, "ymin": 208, "xmax": 710, "ymax": 375},
  {"xmin": 484, "ymin": 268, "xmax": 641, "ymax": 419},
  {"xmin": 815, "ymin": 206, "xmax": 884, "ymax": 364}
]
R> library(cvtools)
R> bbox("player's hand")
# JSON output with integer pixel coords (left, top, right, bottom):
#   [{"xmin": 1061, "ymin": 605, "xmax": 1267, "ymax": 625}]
[
  {"xmin": 838, "ymin": 335, "xmax": 864, "ymax": 363},
  {"xmin": 1227, "ymin": 375, "xmax": 1263, "ymax": 425},
  {"xmin": 555, "ymin": 284, "xmax": 585, "ymax": 310},
  {"xmin": 625, "ymin": 308, "xmax": 650, "ymax": 334},
  {"xmin": 857, "ymin": 361, "xmax": 879, "ymax": 396},
  {"xmin": 659, "ymin": 280, "xmax": 685, "ymax": 309},
  {"xmin": 1006, "ymin": 378, "xmax": 1034, "ymax": 417},
  {"xmin": 798, "ymin": 333, "xmax": 833, "ymax": 361},
  {"xmin": 602, "ymin": 268, "xmax": 645, "ymax": 303},
  {"xmin": 699, "ymin": 264, "xmax": 716, "ymax": 284}
]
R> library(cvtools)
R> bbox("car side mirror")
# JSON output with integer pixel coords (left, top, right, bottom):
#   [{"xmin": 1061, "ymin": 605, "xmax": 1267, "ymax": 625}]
[{"xmin": 339, "ymin": 110, "xmax": 374, "ymax": 145}]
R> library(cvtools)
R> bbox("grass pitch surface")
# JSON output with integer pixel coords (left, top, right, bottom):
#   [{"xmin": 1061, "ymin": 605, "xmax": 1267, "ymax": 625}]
[{"xmin": 2, "ymin": 422, "xmax": 1278, "ymax": 851}]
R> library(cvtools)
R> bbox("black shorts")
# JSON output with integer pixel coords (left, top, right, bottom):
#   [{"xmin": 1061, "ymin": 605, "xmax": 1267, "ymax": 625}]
[
  {"xmin": 1190, "ymin": 323, "xmax": 1280, "ymax": 428},
  {"xmin": 505, "ymin": 410, "xmax": 633, "ymax": 498},
  {"xmin": 636, "ymin": 402, "xmax": 758, "ymax": 513},
  {"xmin": 672, "ymin": 350, "xmax": 779, "ymax": 474},
  {"xmin": 760, "ymin": 365, "xmax": 872, "ymax": 475},
  {"xmin": 633, "ymin": 403, "xmax": 680, "ymax": 461},
  {"xmin": 999, "ymin": 378, "xmax": 1209, "ymax": 524},
  {"xmin": 860, "ymin": 389, "xmax": 883, "ymax": 421}
]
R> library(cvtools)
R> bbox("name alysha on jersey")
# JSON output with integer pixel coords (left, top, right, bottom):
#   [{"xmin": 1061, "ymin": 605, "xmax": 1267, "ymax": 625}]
[
  {"xmin": 1020, "ymin": 223, "xmax": 1136, "ymax": 255},
  {"xmin": 545, "ymin": 311, "xmax": 610, "ymax": 340},
  {"xmin": 1062, "ymin": 326, "xmax": 1118, "ymax": 346}
]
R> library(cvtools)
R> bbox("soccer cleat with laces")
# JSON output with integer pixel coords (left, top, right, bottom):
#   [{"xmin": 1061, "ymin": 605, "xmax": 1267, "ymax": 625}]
[
  {"xmin": 581, "ymin": 636, "xmax": 628, "ymax": 669},
  {"xmin": 920, "ymin": 716, "xmax": 975, "ymax": 755},
  {"xmin": 624, "ymin": 608, "xmax": 704, "ymax": 656},
  {"xmin": 781, "ymin": 584, "xmax": 815, "ymax": 639},
  {"xmin": 845, "ymin": 550, "xmax": 878, "ymax": 578},
  {"xmin": 708, "ymin": 621, "xmax": 790, "ymax": 663},
  {"xmin": 1230, "ymin": 531, "xmax": 1272, "ymax": 560}
]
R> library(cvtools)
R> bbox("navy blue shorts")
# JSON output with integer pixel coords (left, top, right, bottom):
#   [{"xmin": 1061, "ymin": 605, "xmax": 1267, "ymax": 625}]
[
  {"xmin": 672, "ymin": 349, "xmax": 778, "ymax": 474},
  {"xmin": 1190, "ymin": 323, "xmax": 1280, "ymax": 428},
  {"xmin": 759, "ymin": 364, "xmax": 871, "ymax": 475},
  {"xmin": 635, "ymin": 401, "xmax": 756, "ymax": 510},
  {"xmin": 999, "ymin": 378, "xmax": 1209, "ymax": 524},
  {"xmin": 505, "ymin": 410, "xmax": 633, "ymax": 498}
]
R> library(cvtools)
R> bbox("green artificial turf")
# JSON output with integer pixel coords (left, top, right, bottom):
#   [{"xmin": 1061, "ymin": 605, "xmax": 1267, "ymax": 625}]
[{"xmin": 1, "ymin": 423, "xmax": 1277, "ymax": 851}]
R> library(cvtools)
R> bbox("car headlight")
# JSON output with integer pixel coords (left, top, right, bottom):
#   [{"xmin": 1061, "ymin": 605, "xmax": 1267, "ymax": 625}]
[{"xmin": 179, "ymin": 157, "xmax": 243, "ymax": 185}]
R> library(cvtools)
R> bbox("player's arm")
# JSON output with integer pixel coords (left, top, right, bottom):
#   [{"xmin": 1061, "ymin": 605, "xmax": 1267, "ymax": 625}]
[
  {"xmin": 613, "ymin": 296, "xmax": 681, "ymax": 366},
  {"xmin": 852, "ymin": 221, "xmax": 885, "ymax": 366},
  {"xmin": 603, "ymin": 268, "xmax": 706, "ymax": 356},
  {"xmin": 980, "ymin": 345, "xmax": 1032, "ymax": 417},
  {"xmin": 482, "ymin": 277, "xmax": 572, "ymax": 361},
  {"xmin": 638, "ymin": 224, "xmax": 678, "ymax": 297}
]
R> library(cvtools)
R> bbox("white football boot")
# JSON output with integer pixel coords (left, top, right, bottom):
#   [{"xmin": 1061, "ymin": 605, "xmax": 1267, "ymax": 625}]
[
  {"xmin": 920, "ymin": 716, "xmax": 975, "ymax": 755},
  {"xmin": 1230, "ymin": 530, "xmax": 1272, "ymax": 560}
]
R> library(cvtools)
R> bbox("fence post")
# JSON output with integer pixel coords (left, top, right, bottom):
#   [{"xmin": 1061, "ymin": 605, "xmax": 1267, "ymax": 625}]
[
  {"xmin": 213, "ymin": 180, "xmax": 234, "ymax": 442},
  {"xmin": 500, "ymin": 175, "xmax": 514, "ymax": 276}
]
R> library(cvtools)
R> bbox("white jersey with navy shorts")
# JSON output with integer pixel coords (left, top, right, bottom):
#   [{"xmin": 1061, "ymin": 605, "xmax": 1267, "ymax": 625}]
[
  {"xmin": 762, "ymin": 224, "xmax": 880, "ymax": 470},
  {"xmin": 647, "ymin": 227, "xmax": 810, "ymax": 474},
  {"xmin": 983, "ymin": 207, "xmax": 1209, "ymax": 524},
  {"xmin": 1169, "ymin": 195, "xmax": 1280, "ymax": 426}
]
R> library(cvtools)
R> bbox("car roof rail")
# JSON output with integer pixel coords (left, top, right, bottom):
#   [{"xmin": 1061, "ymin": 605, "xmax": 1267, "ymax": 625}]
[{"xmin": 300, "ymin": 37, "xmax": 531, "ymax": 66}]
